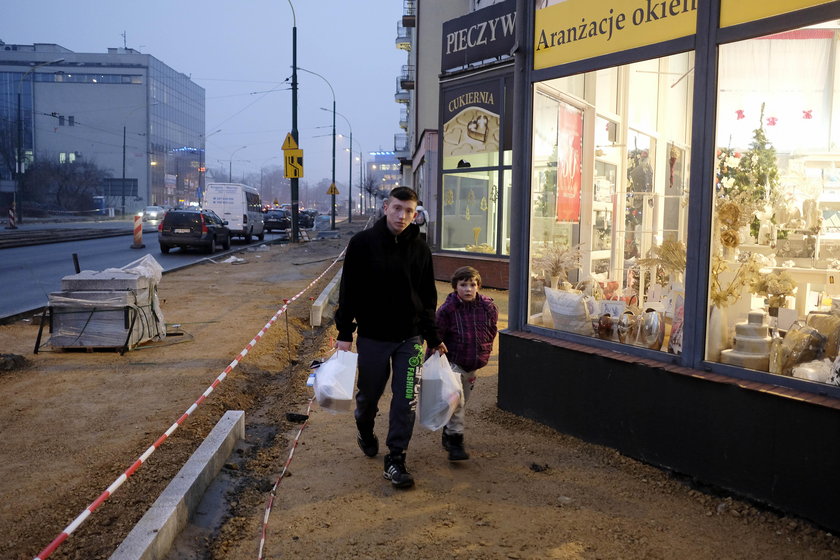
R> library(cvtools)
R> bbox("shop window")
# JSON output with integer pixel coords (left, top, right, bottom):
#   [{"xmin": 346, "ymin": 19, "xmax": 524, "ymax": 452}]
[
  {"xmin": 528, "ymin": 52, "xmax": 693, "ymax": 352},
  {"xmin": 707, "ymin": 24, "xmax": 840, "ymax": 386},
  {"xmin": 441, "ymin": 170, "xmax": 500, "ymax": 253}
]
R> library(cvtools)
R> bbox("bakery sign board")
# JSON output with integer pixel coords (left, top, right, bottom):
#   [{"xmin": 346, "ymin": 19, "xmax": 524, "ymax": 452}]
[
  {"xmin": 442, "ymin": 80, "xmax": 502, "ymax": 158},
  {"xmin": 442, "ymin": 0, "xmax": 516, "ymax": 72}
]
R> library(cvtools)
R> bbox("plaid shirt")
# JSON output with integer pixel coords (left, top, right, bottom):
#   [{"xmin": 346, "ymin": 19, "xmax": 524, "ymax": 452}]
[{"xmin": 435, "ymin": 291, "xmax": 498, "ymax": 372}]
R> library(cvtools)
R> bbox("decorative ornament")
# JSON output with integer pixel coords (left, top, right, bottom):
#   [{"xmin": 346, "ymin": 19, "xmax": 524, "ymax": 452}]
[
  {"xmin": 467, "ymin": 189, "xmax": 476, "ymax": 204},
  {"xmin": 766, "ymin": 116, "xmax": 778, "ymax": 126},
  {"xmin": 445, "ymin": 189, "xmax": 454, "ymax": 205},
  {"xmin": 473, "ymin": 227, "xmax": 481, "ymax": 246},
  {"xmin": 480, "ymin": 196, "xmax": 488, "ymax": 211},
  {"xmin": 465, "ymin": 206, "xmax": 471, "ymax": 221},
  {"xmin": 736, "ymin": 109, "xmax": 745, "ymax": 120},
  {"xmin": 803, "ymin": 110, "xmax": 813, "ymax": 120}
]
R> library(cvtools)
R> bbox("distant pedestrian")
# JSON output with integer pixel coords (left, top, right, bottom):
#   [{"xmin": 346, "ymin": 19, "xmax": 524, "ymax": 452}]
[
  {"xmin": 413, "ymin": 200, "xmax": 429, "ymax": 242},
  {"xmin": 335, "ymin": 186, "xmax": 446, "ymax": 489},
  {"xmin": 431, "ymin": 266, "xmax": 498, "ymax": 461}
]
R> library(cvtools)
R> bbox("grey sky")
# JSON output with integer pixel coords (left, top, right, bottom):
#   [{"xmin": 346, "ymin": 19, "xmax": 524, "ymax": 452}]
[{"xmin": 3, "ymin": 0, "xmax": 406, "ymax": 188}]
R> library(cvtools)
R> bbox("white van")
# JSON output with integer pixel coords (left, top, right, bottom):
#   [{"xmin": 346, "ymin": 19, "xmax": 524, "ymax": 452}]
[{"xmin": 203, "ymin": 183, "xmax": 265, "ymax": 242}]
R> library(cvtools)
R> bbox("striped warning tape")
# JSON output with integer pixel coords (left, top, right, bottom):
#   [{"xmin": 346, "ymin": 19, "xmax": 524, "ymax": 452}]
[
  {"xmin": 257, "ymin": 396, "xmax": 316, "ymax": 560},
  {"xmin": 34, "ymin": 247, "xmax": 347, "ymax": 560}
]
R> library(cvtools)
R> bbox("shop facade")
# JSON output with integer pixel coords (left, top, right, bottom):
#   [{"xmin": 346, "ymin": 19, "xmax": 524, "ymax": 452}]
[
  {"xmin": 432, "ymin": 0, "xmax": 516, "ymax": 289},
  {"xmin": 500, "ymin": 0, "xmax": 840, "ymax": 530}
]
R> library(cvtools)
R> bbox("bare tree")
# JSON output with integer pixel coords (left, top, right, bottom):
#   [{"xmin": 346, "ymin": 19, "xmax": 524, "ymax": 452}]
[
  {"xmin": 0, "ymin": 116, "xmax": 18, "ymax": 180},
  {"xmin": 21, "ymin": 159, "xmax": 109, "ymax": 214},
  {"xmin": 362, "ymin": 175, "xmax": 381, "ymax": 214}
]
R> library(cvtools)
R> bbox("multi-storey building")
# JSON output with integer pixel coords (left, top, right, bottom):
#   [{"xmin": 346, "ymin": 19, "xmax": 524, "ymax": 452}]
[{"xmin": 0, "ymin": 42, "xmax": 204, "ymax": 215}]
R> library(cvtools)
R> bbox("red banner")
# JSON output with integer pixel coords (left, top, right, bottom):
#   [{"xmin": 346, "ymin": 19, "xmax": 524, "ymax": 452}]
[{"xmin": 555, "ymin": 102, "xmax": 582, "ymax": 223}]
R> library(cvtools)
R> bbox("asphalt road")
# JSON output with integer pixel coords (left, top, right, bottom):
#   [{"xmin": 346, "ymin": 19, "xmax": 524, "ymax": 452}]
[{"xmin": 1, "ymin": 219, "xmax": 288, "ymax": 321}]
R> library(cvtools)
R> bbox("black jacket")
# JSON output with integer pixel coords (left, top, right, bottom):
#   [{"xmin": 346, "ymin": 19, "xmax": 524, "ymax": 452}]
[{"xmin": 335, "ymin": 217, "xmax": 441, "ymax": 347}]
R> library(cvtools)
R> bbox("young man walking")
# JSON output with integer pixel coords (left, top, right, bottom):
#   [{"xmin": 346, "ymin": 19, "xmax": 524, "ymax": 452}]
[{"xmin": 335, "ymin": 187, "xmax": 446, "ymax": 489}]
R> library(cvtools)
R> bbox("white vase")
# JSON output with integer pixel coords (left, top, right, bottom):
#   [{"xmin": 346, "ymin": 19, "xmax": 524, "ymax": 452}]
[{"xmin": 707, "ymin": 305, "xmax": 731, "ymax": 362}]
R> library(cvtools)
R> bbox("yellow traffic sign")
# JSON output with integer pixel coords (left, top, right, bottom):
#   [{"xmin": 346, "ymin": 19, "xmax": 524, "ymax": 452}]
[
  {"xmin": 284, "ymin": 149, "xmax": 304, "ymax": 178},
  {"xmin": 326, "ymin": 183, "xmax": 339, "ymax": 195},
  {"xmin": 282, "ymin": 133, "xmax": 299, "ymax": 151}
]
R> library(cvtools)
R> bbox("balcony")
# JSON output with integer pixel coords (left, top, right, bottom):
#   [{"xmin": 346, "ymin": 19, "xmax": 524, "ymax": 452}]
[
  {"xmin": 399, "ymin": 64, "xmax": 415, "ymax": 90},
  {"xmin": 399, "ymin": 107, "xmax": 409, "ymax": 130},
  {"xmin": 402, "ymin": 0, "xmax": 416, "ymax": 27},
  {"xmin": 394, "ymin": 77, "xmax": 409, "ymax": 104},
  {"xmin": 394, "ymin": 133, "xmax": 410, "ymax": 160},
  {"xmin": 395, "ymin": 23, "xmax": 412, "ymax": 51}
]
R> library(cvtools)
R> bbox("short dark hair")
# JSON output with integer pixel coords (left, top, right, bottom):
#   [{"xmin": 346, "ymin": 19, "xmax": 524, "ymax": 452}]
[
  {"xmin": 451, "ymin": 266, "xmax": 481, "ymax": 289},
  {"xmin": 389, "ymin": 186, "xmax": 418, "ymax": 203}
]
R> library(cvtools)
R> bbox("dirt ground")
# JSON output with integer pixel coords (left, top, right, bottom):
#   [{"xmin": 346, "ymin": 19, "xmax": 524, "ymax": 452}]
[{"xmin": 2, "ymin": 220, "xmax": 840, "ymax": 560}]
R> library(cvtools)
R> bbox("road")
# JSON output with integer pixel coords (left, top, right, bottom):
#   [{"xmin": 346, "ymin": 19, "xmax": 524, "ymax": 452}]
[{"xmin": 1, "ymin": 223, "xmax": 287, "ymax": 321}]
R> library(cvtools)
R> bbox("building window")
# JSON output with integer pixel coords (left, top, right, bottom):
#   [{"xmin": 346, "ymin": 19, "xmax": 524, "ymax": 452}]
[
  {"xmin": 707, "ymin": 25, "xmax": 840, "ymax": 384},
  {"xmin": 528, "ymin": 51, "xmax": 693, "ymax": 350}
]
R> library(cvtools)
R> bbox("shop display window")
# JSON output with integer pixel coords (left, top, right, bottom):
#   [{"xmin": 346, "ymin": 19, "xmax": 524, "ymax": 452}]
[
  {"xmin": 528, "ymin": 52, "xmax": 693, "ymax": 351},
  {"xmin": 707, "ymin": 23, "xmax": 840, "ymax": 386}
]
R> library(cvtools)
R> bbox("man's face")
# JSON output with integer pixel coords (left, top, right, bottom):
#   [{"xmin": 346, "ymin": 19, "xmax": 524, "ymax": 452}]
[{"xmin": 383, "ymin": 197, "xmax": 417, "ymax": 235}]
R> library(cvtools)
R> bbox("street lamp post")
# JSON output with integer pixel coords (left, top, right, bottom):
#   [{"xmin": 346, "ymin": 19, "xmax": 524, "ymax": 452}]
[
  {"xmin": 300, "ymin": 67, "xmax": 337, "ymax": 230},
  {"xmin": 324, "ymin": 107, "xmax": 353, "ymax": 223},
  {"xmin": 14, "ymin": 57, "xmax": 64, "ymax": 226},
  {"xmin": 287, "ymin": 0, "xmax": 301, "ymax": 243},
  {"xmin": 228, "ymin": 145, "xmax": 247, "ymax": 182}
]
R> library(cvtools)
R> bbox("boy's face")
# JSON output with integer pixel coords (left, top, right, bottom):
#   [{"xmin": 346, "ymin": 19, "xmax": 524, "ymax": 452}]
[
  {"xmin": 383, "ymin": 196, "xmax": 417, "ymax": 235},
  {"xmin": 456, "ymin": 278, "xmax": 479, "ymax": 302}
]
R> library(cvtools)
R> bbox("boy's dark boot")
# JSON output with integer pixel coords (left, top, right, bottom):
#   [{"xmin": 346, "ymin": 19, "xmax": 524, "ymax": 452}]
[
  {"xmin": 383, "ymin": 451, "xmax": 414, "ymax": 488},
  {"xmin": 442, "ymin": 427, "xmax": 470, "ymax": 461}
]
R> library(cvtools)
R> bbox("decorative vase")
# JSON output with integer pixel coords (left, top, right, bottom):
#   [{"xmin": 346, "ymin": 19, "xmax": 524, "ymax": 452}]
[{"xmin": 707, "ymin": 304, "xmax": 731, "ymax": 361}]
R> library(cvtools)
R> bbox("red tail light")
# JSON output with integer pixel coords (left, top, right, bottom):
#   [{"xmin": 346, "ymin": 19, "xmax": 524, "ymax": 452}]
[
  {"xmin": 158, "ymin": 222, "xmax": 163, "ymax": 232},
  {"xmin": 201, "ymin": 214, "xmax": 209, "ymax": 233}
]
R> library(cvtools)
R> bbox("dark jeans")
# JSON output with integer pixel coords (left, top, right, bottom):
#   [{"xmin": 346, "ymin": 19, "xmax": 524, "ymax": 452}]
[{"xmin": 355, "ymin": 335, "xmax": 424, "ymax": 454}]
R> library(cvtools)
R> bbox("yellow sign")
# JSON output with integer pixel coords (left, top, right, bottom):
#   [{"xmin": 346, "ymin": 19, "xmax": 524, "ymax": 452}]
[
  {"xmin": 534, "ymin": 0, "xmax": 697, "ymax": 70},
  {"xmin": 326, "ymin": 183, "xmax": 340, "ymax": 195},
  {"xmin": 282, "ymin": 133, "xmax": 299, "ymax": 151},
  {"xmin": 284, "ymin": 149, "xmax": 304, "ymax": 178},
  {"xmin": 720, "ymin": 0, "xmax": 834, "ymax": 27}
]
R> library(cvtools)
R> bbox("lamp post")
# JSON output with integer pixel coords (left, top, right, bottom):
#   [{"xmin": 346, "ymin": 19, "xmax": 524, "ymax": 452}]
[
  {"xmin": 300, "ymin": 67, "xmax": 336, "ymax": 230},
  {"xmin": 14, "ymin": 57, "xmax": 64, "ymax": 226},
  {"xmin": 228, "ymin": 145, "xmax": 247, "ymax": 182},
  {"xmin": 287, "ymin": 0, "xmax": 301, "ymax": 242},
  {"xmin": 323, "ymin": 107, "xmax": 353, "ymax": 223}
]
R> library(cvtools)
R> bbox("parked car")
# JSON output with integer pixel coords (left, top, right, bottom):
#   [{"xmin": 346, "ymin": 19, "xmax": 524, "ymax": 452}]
[
  {"xmin": 140, "ymin": 205, "xmax": 166, "ymax": 222},
  {"xmin": 158, "ymin": 208, "xmax": 231, "ymax": 254},
  {"xmin": 299, "ymin": 208, "xmax": 317, "ymax": 229},
  {"xmin": 264, "ymin": 209, "xmax": 291, "ymax": 232}
]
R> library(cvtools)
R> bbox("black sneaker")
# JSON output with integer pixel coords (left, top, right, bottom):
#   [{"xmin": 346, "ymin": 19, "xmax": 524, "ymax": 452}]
[
  {"xmin": 356, "ymin": 431, "xmax": 379, "ymax": 457},
  {"xmin": 383, "ymin": 452, "xmax": 415, "ymax": 488},
  {"xmin": 442, "ymin": 427, "xmax": 470, "ymax": 461}
]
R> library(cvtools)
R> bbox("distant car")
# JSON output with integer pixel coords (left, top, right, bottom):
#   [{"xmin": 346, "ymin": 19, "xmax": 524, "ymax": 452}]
[
  {"xmin": 140, "ymin": 205, "xmax": 166, "ymax": 222},
  {"xmin": 264, "ymin": 209, "xmax": 291, "ymax": 232},
  {"xmin": 158, "ymin": 208, "xmax": 231, "ymax": 254},
  {"xmin": 299, "ymin": 208, "xmax": 317, "ymax": 229}
]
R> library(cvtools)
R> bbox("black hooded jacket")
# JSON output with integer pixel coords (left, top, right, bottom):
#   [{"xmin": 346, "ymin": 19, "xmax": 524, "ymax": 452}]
[{"xmin": 335, "ymin": 217, "xmax": 441, "ymax": 347}]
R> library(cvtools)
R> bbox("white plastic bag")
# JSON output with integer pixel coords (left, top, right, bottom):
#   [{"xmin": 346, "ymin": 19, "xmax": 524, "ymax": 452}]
[
  {"xmin": 419, "ymin": 352, "xmax": 463, "ymax": 431},
  {"xmin": 313, "ymin": 350, "xmax": 358, "ymax": 413}
]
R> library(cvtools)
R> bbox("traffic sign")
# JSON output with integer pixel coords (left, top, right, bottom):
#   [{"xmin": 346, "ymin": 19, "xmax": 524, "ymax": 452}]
[
  {"xmin": 326, "ymin": 183, "xmax": 339, "ymax": 195},
  {"xmin": 282, "ymin": 133, "xmax": 299, "ymax": 151},
  {"xmin": 284, "ymin": 149, "xmax": 304, "ymax": 178}
]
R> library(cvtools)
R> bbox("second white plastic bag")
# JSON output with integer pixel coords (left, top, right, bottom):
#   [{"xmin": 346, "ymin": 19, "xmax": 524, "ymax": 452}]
[
  {"xmin": 419, "ymin": 352, "xmax": 463, "ymax": 431},
  {"xmin": 313, "ymin": 350, "xmax": 358, "ymax": 413}
]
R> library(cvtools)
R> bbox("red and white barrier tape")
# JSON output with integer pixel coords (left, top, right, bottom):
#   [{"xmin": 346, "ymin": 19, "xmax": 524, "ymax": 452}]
[
  {"xmin": 34, "ymin": 248, "xmax": 346, "ymax": 560},
  {"xmin": 257, "ymin": 397, "xmax": 316, "ymax": 560}
]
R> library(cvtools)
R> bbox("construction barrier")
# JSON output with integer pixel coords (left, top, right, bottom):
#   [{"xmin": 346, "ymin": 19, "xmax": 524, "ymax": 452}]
[
  {"xmin": 6, "ymin": 205, "xmax": 17, "ymax": 230},
  {"xmin": 130, "ymin": 215, "xmax": 145, "ymax": 249}
]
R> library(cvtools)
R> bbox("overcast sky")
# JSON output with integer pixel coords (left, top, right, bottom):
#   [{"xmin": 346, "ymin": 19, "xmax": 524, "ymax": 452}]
[{"xmin": 3, "ymin": 0, "xmax": 407, "ymax": 187}]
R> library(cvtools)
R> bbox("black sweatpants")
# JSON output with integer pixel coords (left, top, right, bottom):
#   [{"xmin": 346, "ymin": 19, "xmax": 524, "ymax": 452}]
[{"xmin": 354, "ymin": 335, "xmax": 424, "ymax": 454}]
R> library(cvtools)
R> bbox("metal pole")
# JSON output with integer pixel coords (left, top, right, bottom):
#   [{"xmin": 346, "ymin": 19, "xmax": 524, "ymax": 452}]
[
  {"xmin": 15, "ymin": 87, "xmax": 22, "ymax": 226},
  {"xmin": 121, "ymin": 126, "xmax": 127, "ymax": 217},
  {"xmin": 331, "ymin": 99, "xmax": 336, "ymax": 230},
  {"xmin": 290, "ymin": 9, "xmax": 300, "ymax": 243},
  {"xmin": 229, "ymin": 159, "xmax": 232, "ymax": 182},
  {"xmin": 347, "ymin": 130, "xmax": 352, "ymax": 222}
]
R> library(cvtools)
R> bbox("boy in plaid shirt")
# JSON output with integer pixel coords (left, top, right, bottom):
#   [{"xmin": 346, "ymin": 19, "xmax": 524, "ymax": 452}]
[{"xmin": 433, "ymin": 266, "xmax": 498, "ymax": 460}]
